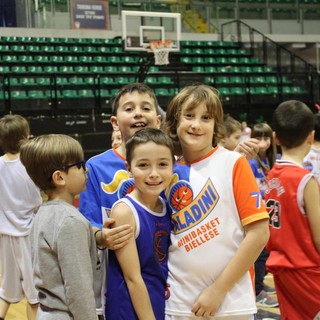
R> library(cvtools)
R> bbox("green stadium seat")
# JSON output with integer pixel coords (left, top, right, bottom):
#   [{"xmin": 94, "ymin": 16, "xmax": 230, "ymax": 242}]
[
  {"xmin": 19, "ymin": 55, "xmax": 33, "ymax": 63},
  {"xmin": 250, "ymin": 76, "xmax": 265, "ymax": 83},
  {"xmin": 90, "ymin": 66, "xmax": 103, "ymax": 73},
  {"xmin": 104, "ymin": 66, "xmax": 117, "ymax": 72},
  {"xmin": 0, "ymin": 66, "xmax": 10, "ymax": 73},
  {"xmin": 100, "ymin": 89, "xmax": 110, "ymax": 97},
  {"xmin": 100, "ymin": 77, "xmax": 114, "ymax": 85},
  {"xmin": 205, "ymin": 66, "xmax": 217, "ymax": 73},
  {"xmin": 204, "ymin": 76, "xmax": 215, "ymax": 84},
  {"xmin": 108, "ymin": 56, "xmax": 121, "ymax": 63},
  {"xmin": 216, "ymin": 76, "xmax": 229, "ymax": 84},
  {"xmin": 118, "ymin": 66, "xmax": 132, "ymax": 72},
  {"xmin": 218, "ymin": 87, "xmax": 230, "ymax": 95},
  {"xmin": 267, "ymin": 86, "xmax": 279, "ymax": 94},
  {"xmin": 26, "ymin": 45, "xmax": 41, "ymax": 52},
  {"xmin": 12, "ymin": 66, "xmax": 26, "ymax": 73},
  {"xmin": 42, "ymin": 46, "xmax": 55, "ymax": 53},
  {"xmin": 181, "ymin": 57, "xmax": 192, "ymax": 64},
  {"xmin": 34, "ymin": 55, "xmax": 49, "ymax": 62},
  {"xmin": 29, "ymin": 90, "xmax": 45, "ymax": 99},
  {"xmin": 192, "ymin": 66, "xmax": 204, "ymax": 72},
  {"xmin": 0, "ymin": 45, "xmax": 10, "ymax": 52},
  {"xmin": 11, "ymin": 90, "xmax": 27, "ymax": 99},
  {"xmin": 56, "ymin": 46, "xmax": 68, "ymax": 53},
  {"xmin": 99, "ymin": 47, "xmax": 110, "ymax": 53},
  {"xmin": 11, "ymin": 45, "xmax": 25, "ymax": 52},
  {"xmin": 78, "ymin": 56, "xmax": 92, "ymax": 63},
  {"xmin": 64, "ymin": 56, "xmax": 78, "ymax": 63},
  {"xmin": 20, "ymin": 78, "xmax": 35, "ymax": 85},
  {"xmin": 158, "ymin": 76, "xmax": 173, "ymax": 84},
  {"xmin": 117, "ymin": 77, "xmax": 131, "ymax": 85},
  {"xmin": 78, "ymin": 89, "xmax": 94, "ymax": 98},
  {"xmin": 50, "ymin": 55, "xmax": 64, "ymax": 63},
  {"xmin": 69, "ymin": 77, "xmax": 83, "ymax": 85},
  {"xmin": 84, "ymin": 46, "xmax": 97, "ymax": 53},
  {"xmin": 231, "ymin": 87, "xmax": 246, "ymax": 95},
  {"xmin": 145, "ymin": 77, "xmax": 158, "ymax": 85},
  {"xmin": 3, "ymin": 55, "xmax": 17, "ymax": 62},
  {"xmin": 59, "ymin": 66, "xmax": 73, "ymax": 72},
  {"xmin": 123, "ymin": 56, "xmax": 136, "ymax": 63},
  {"xmin": 62, "ymin": 90, "xmax": 77, "ymax": 98},
  {"xmin": 84, "ymin": 77, "xmax": 95, "ymax": 85},
  {"xmin": 44, "ymin": 66, "xmax": 58, "ymax": 73},
  {"xmin": 250, "ymin": 87, "xmax": 268, "ymax": 94},
  {"xmin": 265, "ymin": 76, "xmax": 278, "ymax": 84},
  {"xmin": 230, "ymin": 76, "xmax": 245, "ymax": 84},
  {"xmin": 28, "ymin": 66, "xmax": 42, "ymax": 73},
  {"xmin": 75, "ymin": 66, "xmax": 89, "ymax": 73},
  {"xmin": 36, "ymin": 77, "xmax": 50, "ymax": 85},
  {"xmin": 94, "ymin": 56, "xmax": 107, "ymax": 63},
  {"xmin": 56, "ymin": 77, "xmax": 68, "ymax": 85},
  {"xmin": 9, "ymin": 78, "xmax": 19, "ymax": 85},
  {"xmin": 148, "ymin": 66, "xmax": 159, "ymax": 73}
]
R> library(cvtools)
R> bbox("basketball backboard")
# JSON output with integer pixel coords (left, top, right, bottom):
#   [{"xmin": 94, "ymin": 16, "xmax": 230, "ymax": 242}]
[{"xmin": 121, "ymin": 10, "xmax": 181, "ymax": 52}]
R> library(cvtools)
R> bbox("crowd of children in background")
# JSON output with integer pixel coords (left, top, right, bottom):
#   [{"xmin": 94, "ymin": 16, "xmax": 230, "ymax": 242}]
[{"xmin": 1, "ymin": 82, "xmax": 320, "ymax": 320}]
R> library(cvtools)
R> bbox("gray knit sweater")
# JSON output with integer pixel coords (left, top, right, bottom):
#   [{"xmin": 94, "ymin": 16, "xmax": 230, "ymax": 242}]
[{"xmin": 30, "ymin": 200, "xmax": 98, "ymax": 320}]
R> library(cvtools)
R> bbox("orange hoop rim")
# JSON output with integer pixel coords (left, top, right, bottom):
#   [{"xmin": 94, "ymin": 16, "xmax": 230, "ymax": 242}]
[{"xmin": 149, "ymin": 40, "xmax": 173, "ymax": 51}]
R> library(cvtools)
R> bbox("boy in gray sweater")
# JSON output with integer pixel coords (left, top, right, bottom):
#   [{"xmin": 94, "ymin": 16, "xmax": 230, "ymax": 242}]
[{"xmin": 20, "ymin": 134, "xmax": 99, "ymax": 320}]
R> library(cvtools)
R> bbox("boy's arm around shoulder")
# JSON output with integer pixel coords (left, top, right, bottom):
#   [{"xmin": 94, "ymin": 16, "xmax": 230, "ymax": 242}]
[
  {"xmin": 304, "ymin": 176, "xmax": 320, "ymax": 254},
  {"xmin": 110, "ymin": 202, "xmax": 156, "ymax": 320},
  {"xmin": 57, "ymin": 216, "xmax": 97, "ymax": 320},
  {"xmin": 192, "ymin": 218, "xmax": 269, "ymax": 317}
]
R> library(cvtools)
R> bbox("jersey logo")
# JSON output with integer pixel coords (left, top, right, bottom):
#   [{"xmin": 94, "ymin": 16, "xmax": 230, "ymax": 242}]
[
  {"xmin": 170, "ymin": 179, "xmax": 219, "ymax": 234},
  {"xmin": 154, "ymin": 229, "xmax": 170, "ymax": 264},
  {"xmin": 101, "ymin": 170, "xmax": 134, "ymax": 196}
]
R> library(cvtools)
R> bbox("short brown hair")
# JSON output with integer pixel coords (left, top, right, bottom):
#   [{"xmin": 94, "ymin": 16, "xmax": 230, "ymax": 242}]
[
  {"xmin": 0, "ymin": 114, "xmax": 30, "ymax": 154},
  {"xmin": 20, "ymin": 134, "xmax": 84, "ymax": 191},
  {"xmin": 111, "ymin": 83, "xmax": 159, "ymax": 116},
  {"xmin": 165, "ymin": 84, "xmax": 224, "ymax": 148},
  {"xmin": 126, "ymin": 128, "xmax": 175, "ymax": 165}
]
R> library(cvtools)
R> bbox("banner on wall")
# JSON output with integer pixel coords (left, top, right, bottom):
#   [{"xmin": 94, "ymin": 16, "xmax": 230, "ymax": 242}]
[{"xmin": 71, "ymin": 0, "xmax": 108, "ymax": 30}]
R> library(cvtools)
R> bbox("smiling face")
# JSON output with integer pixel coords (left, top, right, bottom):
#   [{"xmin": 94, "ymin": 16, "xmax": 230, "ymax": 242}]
[
  {"xmin": 176, "ymin": 100, "xmax": 215, "ymax": 162},
  {"xmin": 127, "ymin": 141, "xmax": 174, "ymax": 201},
  {"xmin": 110, "ymin": 91, "xmax": 161, "ymax": 143}
]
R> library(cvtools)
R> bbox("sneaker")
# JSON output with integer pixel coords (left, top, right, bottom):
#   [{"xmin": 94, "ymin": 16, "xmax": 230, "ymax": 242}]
[
  {"xmin": 264, "ymin": 283, "xmax": 276, "ymax": 295},
  {"xmin": 256, "ymin": 290, "xmax": 279, "ymax": 308}
]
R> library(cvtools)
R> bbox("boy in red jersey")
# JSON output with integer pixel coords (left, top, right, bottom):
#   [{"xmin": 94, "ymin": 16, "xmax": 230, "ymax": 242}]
[{"xmin": 265, "ymin": 100, "xmax": 320, "ymax": 320}]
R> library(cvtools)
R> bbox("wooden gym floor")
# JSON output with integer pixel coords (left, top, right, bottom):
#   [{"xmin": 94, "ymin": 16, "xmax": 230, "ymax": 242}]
[{"xmin": 3, "ymin": 274, "xmax": 281, "ymax": 319}]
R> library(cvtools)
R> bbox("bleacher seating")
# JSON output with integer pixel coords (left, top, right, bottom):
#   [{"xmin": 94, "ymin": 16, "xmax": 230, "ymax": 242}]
[{"xmin": 0, "ymin": 35, "xmax": 313, "ymax": 121}]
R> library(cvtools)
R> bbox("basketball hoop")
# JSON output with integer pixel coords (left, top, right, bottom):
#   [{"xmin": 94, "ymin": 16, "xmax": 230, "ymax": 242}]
[{"xmin": 149, "ymin": 40, "xmax": 173, "ymax": 65}]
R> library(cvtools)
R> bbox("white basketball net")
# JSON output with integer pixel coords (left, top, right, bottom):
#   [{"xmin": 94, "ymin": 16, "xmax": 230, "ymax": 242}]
[{"xmin": 149, "ymin": 40, "xmax": 173, "ymax": 65}]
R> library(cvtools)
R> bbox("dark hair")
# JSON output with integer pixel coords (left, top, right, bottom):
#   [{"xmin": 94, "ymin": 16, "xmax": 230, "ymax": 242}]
[
  {"xmin": 111, "ymin": 83, "xmax": 159, "ymax": 116},
  {"xmin": 0, "ymin": 114, "xmax": 30, "ymax": 154},
  {"xmin": 251, "ymin": 123, "xmax": 277, "ymax": 170},
  {"xmin": 126, "ymin": 128, "xmax": 175, "ymax": 165},
  {"xmin": 165, "ymin": 84, "xmax": 224, "ymax": 148},
  {"xmin": 314, "ymin": 113, "xmax": 320, "ymax": 142},
  {"xmin": 273, "ymin": 100, "xmax": 314, "ymax": 149},
  {"xmin": 20, "ymin": 134, "xmax": 84, "ymax": 191}
]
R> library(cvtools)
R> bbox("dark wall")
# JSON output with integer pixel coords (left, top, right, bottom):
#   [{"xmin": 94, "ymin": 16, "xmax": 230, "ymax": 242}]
[{"xmin": 0, "ymin": 0, "xmax": 17, "ymax": 27}]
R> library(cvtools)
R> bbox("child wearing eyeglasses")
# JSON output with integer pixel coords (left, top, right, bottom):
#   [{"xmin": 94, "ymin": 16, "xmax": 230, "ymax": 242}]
[
  {"xmin": 0, "ymin": 114, "xmax": 42, "ymax": 320},
  {"xmin": 20, "ymin": 134, "xmax": 99, "ymax": 320}
]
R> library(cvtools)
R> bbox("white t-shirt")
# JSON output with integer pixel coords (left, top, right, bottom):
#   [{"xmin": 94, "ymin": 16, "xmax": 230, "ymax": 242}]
[{"xmin": 0, "ymin": 156, "xmax": 42, "ymax": 236}]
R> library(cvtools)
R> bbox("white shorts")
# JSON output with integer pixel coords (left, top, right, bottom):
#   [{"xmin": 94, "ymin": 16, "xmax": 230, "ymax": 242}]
[
  {"xmin": 0, "ymin": 234, "xmax": 38, "ymax": 304},
  {"xmin": 165, "ymin": 314, "xmax": 256, "ymax": 320}
]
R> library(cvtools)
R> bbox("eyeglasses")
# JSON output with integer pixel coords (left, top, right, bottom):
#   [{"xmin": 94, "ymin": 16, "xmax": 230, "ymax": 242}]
[{"xmin": 60, "ymin": 160, "xmax": 86, "ymax": 172}]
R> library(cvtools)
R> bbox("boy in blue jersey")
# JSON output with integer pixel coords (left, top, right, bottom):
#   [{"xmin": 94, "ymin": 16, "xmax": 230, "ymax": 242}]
[{"xmin": 106, "ymin": 128, "xmax": 174, "ymax": 320}]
